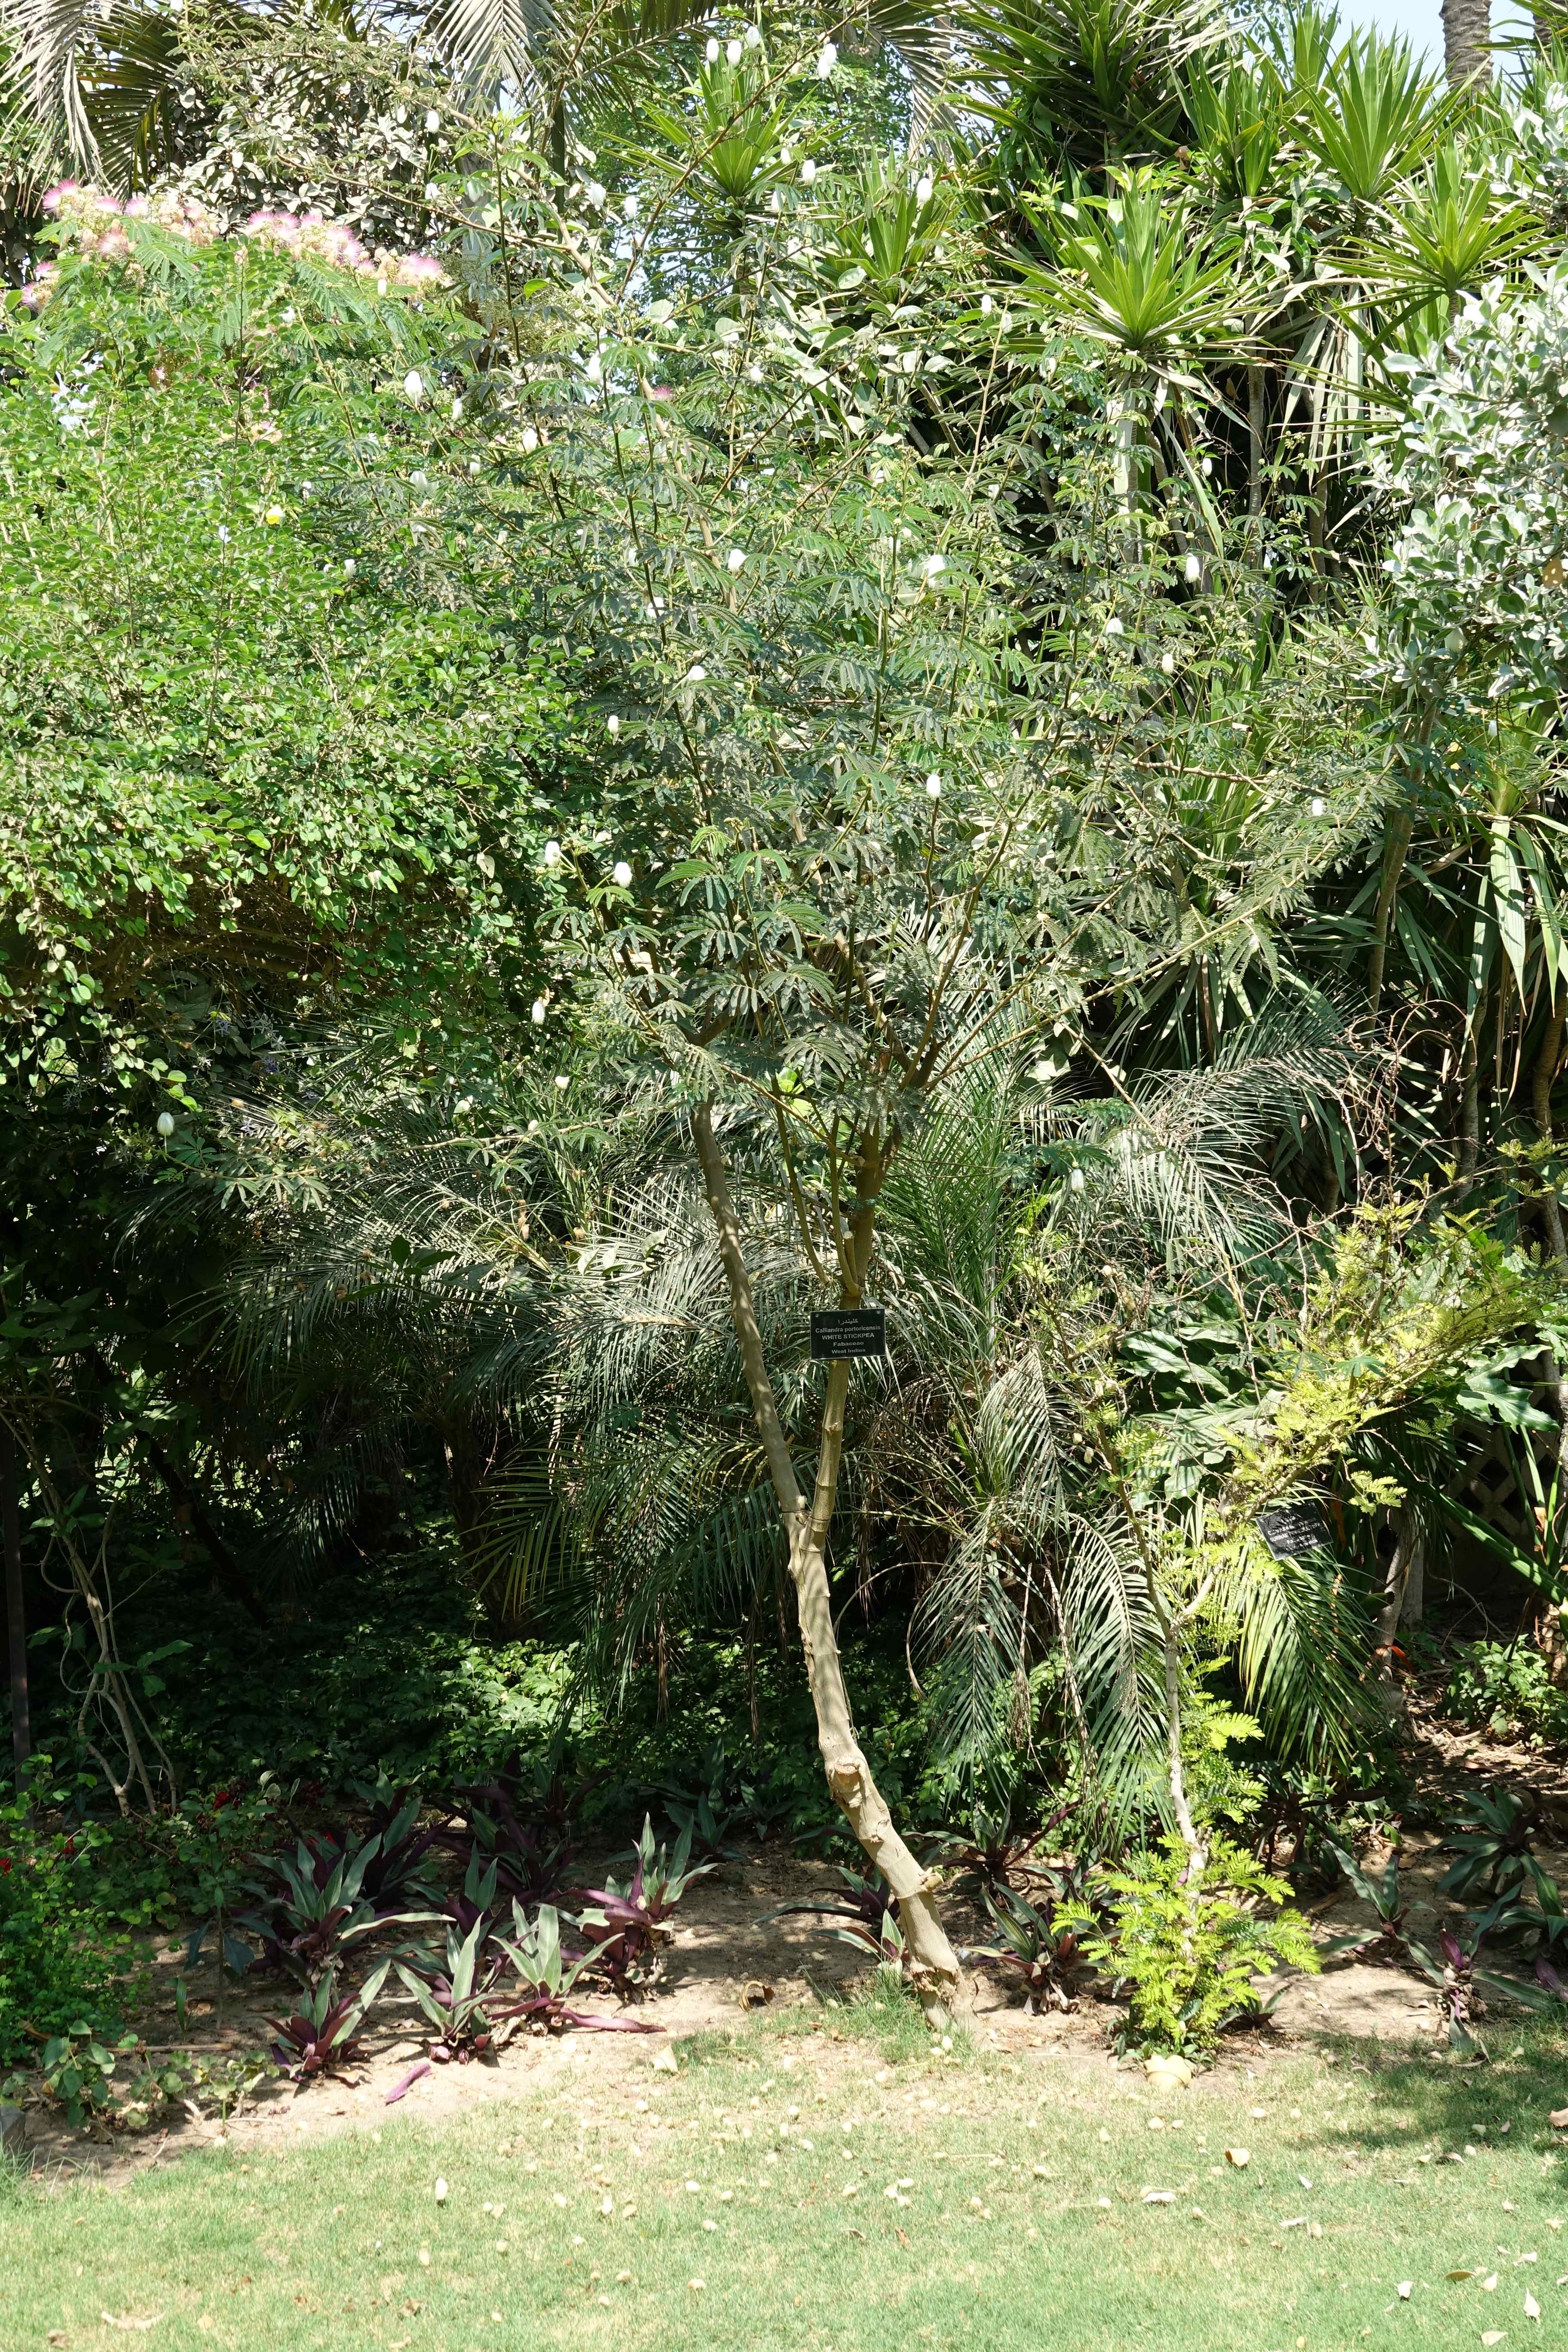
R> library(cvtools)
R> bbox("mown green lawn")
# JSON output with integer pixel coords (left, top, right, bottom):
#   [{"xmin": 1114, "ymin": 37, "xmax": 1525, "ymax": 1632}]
[{"xmin": 6, "ymin": 2007, "xmax": 1568, "ymax": 2352}]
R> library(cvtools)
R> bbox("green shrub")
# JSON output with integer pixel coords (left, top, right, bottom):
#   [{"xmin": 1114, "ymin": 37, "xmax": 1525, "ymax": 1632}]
[
  {"xmin": 0, "ymin": 1799, "xmax": 136, "ymax": 2067},
  {"xmin": 1062, "ymin": 1834, "xmax": 1320, "ymax": 2055},
  {"xmin": 1444, "ymin": 1638, "xmax": 1568, "ymax": 1747}
]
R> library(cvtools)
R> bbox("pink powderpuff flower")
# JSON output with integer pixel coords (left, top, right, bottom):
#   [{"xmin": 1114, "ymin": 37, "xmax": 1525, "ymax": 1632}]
[
  {"xmin": 40, "ymin": 179, "xmax": 80, "ymax": 214},
  {"xmin": 18, "ymin": 263, "xmax": 57, "ymax": 310},
  {"xmin": 95, "ymin": 226, "xmax": 132, "ymax": 260}
]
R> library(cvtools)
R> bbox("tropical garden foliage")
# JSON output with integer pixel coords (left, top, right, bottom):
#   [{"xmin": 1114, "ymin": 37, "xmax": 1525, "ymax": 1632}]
[{"xmin": 4, "ymin": 0, "xmax": 1568, "ymax": 2071}]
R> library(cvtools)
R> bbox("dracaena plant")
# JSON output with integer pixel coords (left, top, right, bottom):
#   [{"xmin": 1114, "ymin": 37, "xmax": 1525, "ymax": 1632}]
[
  {"xmin": 395, "ymin": 1919, "xmax": 517, "ymax": 2063},
  {"xmin": 494, "ymin": 1903, "xmax": 663, "ymax": 2036},
  {"xmin": 968, "ymin": 1881, "xmax": 1087, "ymax": 2015},
  {"xmin": 239, "ymin": 1834, "xmax": 440, "ymax": 1987},
  {"xmin": 759, "ymin": 1864, "xmax": 903, "ymax": 1964},
  {"xmin": 573, "ymin": 1816, "xmax": 717, "ymax": 1993},
  {"xmin": 267, "ymin": 1960, "xmax": 392, "ymax": 2079}
]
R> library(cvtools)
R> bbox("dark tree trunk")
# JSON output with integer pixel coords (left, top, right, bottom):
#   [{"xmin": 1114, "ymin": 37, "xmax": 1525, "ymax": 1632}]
[{"xmin": 3, "ymin": 1429, "xmax": 30, "ymax": 1793}]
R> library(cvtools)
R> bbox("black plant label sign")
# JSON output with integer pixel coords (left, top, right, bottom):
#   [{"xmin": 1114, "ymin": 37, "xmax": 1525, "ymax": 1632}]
[
  {"xmin": 810, "ymin": 1307, "xmax": 888, "ymax": 1361},
  {"xmin": 1256, "ymin": 1501, "xmax": 1331, "ymax": 1560}
]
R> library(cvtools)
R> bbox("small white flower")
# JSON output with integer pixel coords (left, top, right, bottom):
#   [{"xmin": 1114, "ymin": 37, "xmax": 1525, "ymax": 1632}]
[
  {"xmin": 410, "ymin": 470, "xmax": 429, "ymax": 488},
  {"xmin": 607, "ymin": 714, "xmax": 621, "ymax": 734},
  {"xmin": 426, "ymin": 108, "xmax": 441, "ymax": 131},
  {"xmin": 521, "ymin": 426, "xmax": 539, "ymax": 453},
  {"xmin": 585, "ymin": 351, "xmax": 603, "ymax": 382},
  {"xmin": 343, "ymin": 557, "xmax": 356, "ymax": 576},
  {"xmin": 1310, "ymin": 795, "xmax": 1328, "ymax": 817},
  {"xmin": 451, "ymin": 396, "xmax": 463, "ymax": 418},
  {"xmin": 817, "ymin": 40, "xmax": 836, "ymax": 75},
  {"xmin": 531, "ymin": 998, "xmax": 548, "ymax": 1026},
  {"xmin": 726, "ymin": 548, "xmax": 746, "ymax": 572},
  {"xmin": 800, "ymin": 159, "xmax": 816, "ymax": 184},
  {"xmin": 1068, "ymin": 1166, "xmax": 1085, "ymax": 1194},
  {"xmin": 623, "ymin": 193, "xmax": 639, "ymax": 218},
  {"xmin": 686, "ymin": 662, "xmax": 707, "ymax": 681},
  {"xmin": 594, "ymin": 830, "xmax": 612, "ymax": 845},
  {"xmin": 1183, "ymin": 552, "xmax": 1201, "ymax": 584},
  {"xmin": 156, "ymin": 1112, "xmax": 175, "ymax": 1138},
  {"xmin": 925, "ymin": 772, "xmax": 942, "ymax": 799},
  {"xmin": 554, "ymin": 1074, "xmax": 570, "ymax": 1090},
  {"xmin": 587, "ymin": 181, "xmax": 606, "ymax": 208},
  {"xmin": 543, "ymin": 839, "xmax": 562, "ymax": 867},
  {"xmin": 980, "ymin": 293, "xmax": 993, "ymax": 314},
  {"xmin": 282, "ymin": 305, "xmax": 296, "ymax": 325},
  {"xmin": 469, "ymin": 458, "xmax": 481, "ymax": 475},
  {"xmin": 768, "ymin": 190, "xmax": 782, "ymax": 213},
  {"xmin": 922, "ymin": 551, "xmax": 946, "ymax": 576},
  {"xmin": 1200, "ymin": 455, "xmax": 1213, "ymax": 476},
  {"xmin": 727, "ymin": 37, "xmax": 742, "ymax": 64},
  {"xmin": 435, "ymin": 2180, "xmax": 449, "ymax": 2203},
  {"xmin": 1160, "ymin": 649, "xmax": 1175, "ymax": 674},
  {"xmin": 612, "ymin": 861, "xmax": 633, "ymax": 886},
  {"xmin": 1104, "ymin": 615, "xmax": 1124, "ymax": 636},
  {"xmin": 705, "ymin": 35, "xmax": 720, "ymax": 60},
  {"xmin": 217, "ymin": 526, "xmax": 230, "ymax": 544},
  {"xmin": 745, "ymin": 22, "xmax": 761, "ymax": 43},
  {"xmin": 403, "ymin": 369, "xmax": 425, "ymax": 404},
  {"xmin": 916, "ymin": 174, "xmax": 933, "ymax": 202}
]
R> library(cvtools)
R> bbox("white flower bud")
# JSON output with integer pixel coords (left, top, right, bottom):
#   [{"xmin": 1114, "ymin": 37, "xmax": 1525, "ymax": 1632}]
[
  {"xmin": 1160, "ymin": 649, "xmax": 1175, "ymax": 674},
  {"xmin": 1200, "ymin": 456, "xmax": 1213, "ymax": 476},
  {"xmin": 1104, "ymin": 616, "xmax": 1123, "ymax": 636},
  {"xmin": 435, "ymin": 2179, "xmax": 449, "ymax": 2202},
  {"xmin": 1068, "ymin": 1166, "xmax": 1085, "ymax": 1194},
  {"xmin": 587, "ymin": 181, "xmax": 606, "ymax": 208},
  {"xmin": 426, "ymin": 109, "xmax": 441, "ymax": 132},
  {"xmin": 817, "ymin": 40, "xmax": 837, "ymax": 75},
  {"xmin": 543, "ymin": 839, "xmax": 562, "ymax": 867},
  {"xmin": 623, "ymin": 194, "xmax": 638, "ymax": 218},
  {"xmin": 922, "ymin": 552, "xmax": 946, "ymax": 576},
  {"xmin": 343, "ymin": 558, "xmax": 356, "ymax": 576},
  {"xmin": 925, "ymin": 772, "xmax": 942, "ymax": 799},
  {"xmin": 727, "ymin": 37, "xmax": 742, "ymax": 64},
  {"xmin": 727, "ymin": 548, "xmax": 746, "ymax": 572},
  {"xmin": 156, "ymin": 1112, "xmax": 175, "ymax": 1138},
  {"xmin": 686, "ymin": 662, "xmax": 707, "ymax": 681},
  {"xmin": 612, "ymin": 861, "xmax": 633, "ymax": 888},
  {"xmin": 531, "ymin": 998, "xmax": 548, "ymax": 1026},
  {"xmin": 706, "ymin": 36, "xmax": 720, "ymax": 60},
  {"xmin": 521, "ymin": 426, "xmax": 539, "ymax": 453},
  {"xmin": 403, "ymin": 369, "xmax": 424, "ymax": 404},
  {"xmin": 745, "ymin": 23, "xmax": 761, "ymax": 44},
  {"xmin": 554, "ymin": 1073, "xmax": 570, "ymax": 1090},
  {"xmin": 916, "ymin": 175, "xmax": 933, "ymax": 203},
  {"xmin": 1184, "ymin": 553, "xmax": 1201, "ymax": 584},
  {"xmin": 800, "ymin": 159, "xmax": 816, "ymax": 185},
  {"xmin": 1310, "ymin": 796, "xmax": 1328, "ymax": 818},
  {"xmin": 980, "ymin": 294, "xmax": 993, "ymax": 314},
  {"xmin": 451, "ymin": 396, "xmax": 463, "ymax": 418},
  {"xmin": 607, "ymin": 714, "xmax": 621, "ymax": 734}
]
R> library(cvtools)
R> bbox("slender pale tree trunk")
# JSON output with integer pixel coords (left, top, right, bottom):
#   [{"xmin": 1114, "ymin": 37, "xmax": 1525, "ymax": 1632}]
[
  {"xmin": 1442, "ymin": 0, "xmax": 1491, "ymax": 87},
  {"xmin": 691, "ymin": 1101, "xmax": 962, "ymax": 2006}
]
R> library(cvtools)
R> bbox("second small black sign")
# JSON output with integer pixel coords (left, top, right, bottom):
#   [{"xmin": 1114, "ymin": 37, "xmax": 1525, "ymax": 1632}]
[{"xmin": 810, "ymin": 1307, "xmax": 888, "ymax": 1360}]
